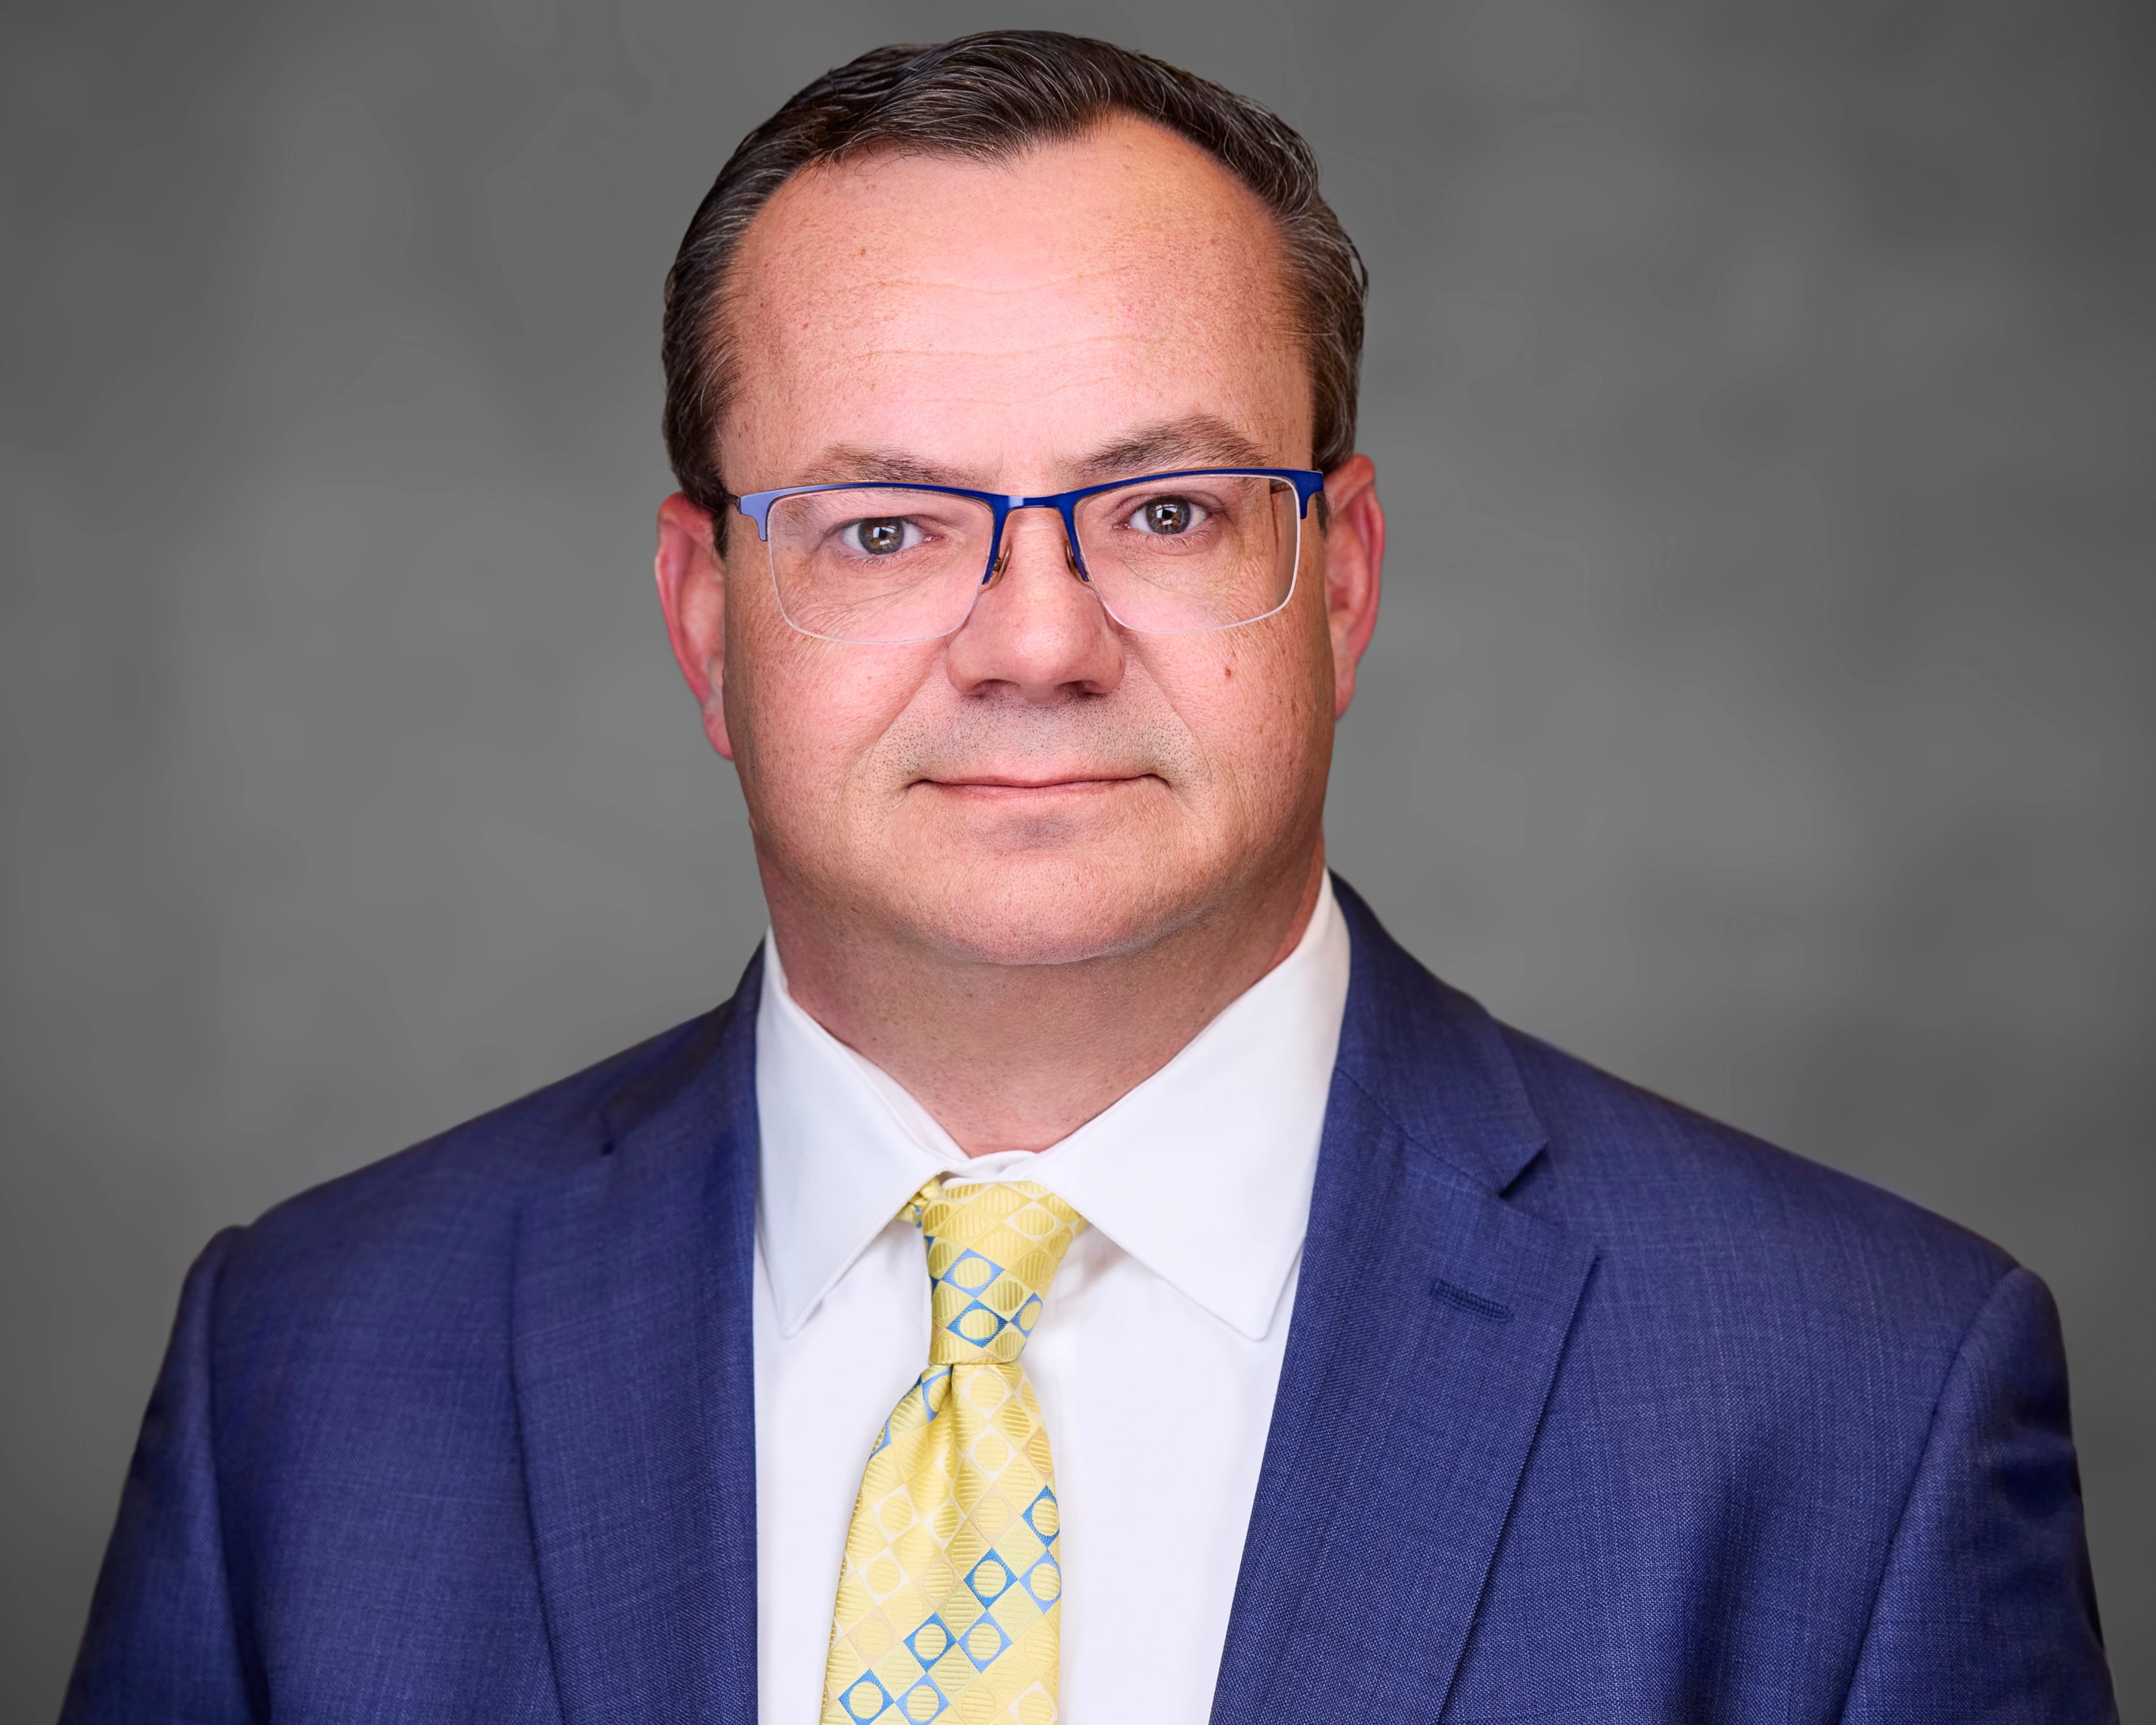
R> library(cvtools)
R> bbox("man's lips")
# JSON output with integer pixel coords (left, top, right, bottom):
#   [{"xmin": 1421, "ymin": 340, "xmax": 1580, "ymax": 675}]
[{"xmin": 916, "ymin": 772, "xmax": 1157, "ymax": 794}]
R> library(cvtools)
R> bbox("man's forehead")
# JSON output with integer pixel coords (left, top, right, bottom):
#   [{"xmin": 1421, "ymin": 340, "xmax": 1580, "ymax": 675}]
[
  {"xmin": 754, "ymin": 115, "xmax": 1277, "ymax": 262},
  {"xmin": 722, "ymin": 118, "xmax": 1308, "ymax": 483},
  {"xmin": 738, "ymin": 132, "xmax": 1282, "ymax": 334}
]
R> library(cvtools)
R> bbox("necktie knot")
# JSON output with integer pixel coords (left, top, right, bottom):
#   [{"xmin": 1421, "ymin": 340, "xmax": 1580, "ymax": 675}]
[{"xmin": 905, "ymin": 1177, "xmax": 1085, "ymax": 1365}]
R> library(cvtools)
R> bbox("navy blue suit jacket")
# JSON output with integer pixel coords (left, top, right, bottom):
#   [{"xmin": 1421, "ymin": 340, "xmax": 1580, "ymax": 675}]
[{"xmin": 66, "ymin": 882, "xmax": 2113, "ymax": 1721}]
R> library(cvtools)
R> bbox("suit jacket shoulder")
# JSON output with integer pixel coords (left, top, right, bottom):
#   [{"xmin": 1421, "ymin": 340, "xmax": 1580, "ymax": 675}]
[
  {"xmin": 63, "ymin": 969, "xmax": 765, "ymax": 1725},
  {"xmin": 218, "ymin": 984, "xmax": 746, "ymax": 1318},
  {"xmin": 1272, "ymin": 878, "xmax": 2112, "ymax": 1723},
  {"xmin": 1500, "ymin": 1019, "xmax": 2016, "ymax": 1355}
]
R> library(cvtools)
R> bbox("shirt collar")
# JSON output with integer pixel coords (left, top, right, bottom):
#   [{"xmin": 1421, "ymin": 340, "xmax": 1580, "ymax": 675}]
[{"xmin": 754, "ymin": 873, "xmax": 1351, "ymax": 1341}]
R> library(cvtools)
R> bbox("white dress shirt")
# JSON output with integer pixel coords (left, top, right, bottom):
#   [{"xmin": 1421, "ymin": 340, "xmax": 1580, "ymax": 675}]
[{"xmin": 752, "ymin": 873, "xmax": 1351, "ymax": 1724}]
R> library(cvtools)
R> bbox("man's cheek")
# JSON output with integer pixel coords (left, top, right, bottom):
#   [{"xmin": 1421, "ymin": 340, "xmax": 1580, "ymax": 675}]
[{"xmin": 780, "ymin": 663, "xmax": 931, "ymax": 802}]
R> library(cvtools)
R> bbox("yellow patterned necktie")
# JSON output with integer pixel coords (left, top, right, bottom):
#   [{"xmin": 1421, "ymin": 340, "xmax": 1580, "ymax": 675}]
[{"xmin": 821, "ymin": 1177, "xmax": 1087, "ymax": 1725}]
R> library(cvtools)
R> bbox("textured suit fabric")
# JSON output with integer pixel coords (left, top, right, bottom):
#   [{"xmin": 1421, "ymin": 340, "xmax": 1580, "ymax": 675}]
[{"xmin": 63, "ymin": 881, "xmax": 2115, "ymax": 1723}]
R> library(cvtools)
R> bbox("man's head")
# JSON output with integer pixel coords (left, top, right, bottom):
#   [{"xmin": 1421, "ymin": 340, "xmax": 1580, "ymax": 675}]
[{"xmin": 655, "ymin": 32, "xmax": 1384, "ymax": 974}]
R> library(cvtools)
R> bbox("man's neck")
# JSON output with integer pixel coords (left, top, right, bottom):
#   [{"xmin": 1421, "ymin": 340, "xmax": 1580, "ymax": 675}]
[{"xmin": 767, "ymin": 849, "xmax": 1328, "ymax": 1156}]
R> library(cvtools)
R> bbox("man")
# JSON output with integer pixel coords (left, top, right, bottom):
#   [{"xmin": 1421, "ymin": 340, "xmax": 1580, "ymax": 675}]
[{"xmin": 65, "ymin": 30, "xmax": 2112, "ymax": 1724}]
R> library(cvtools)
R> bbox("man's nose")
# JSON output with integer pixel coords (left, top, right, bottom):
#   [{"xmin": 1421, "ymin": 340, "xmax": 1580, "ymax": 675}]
[{"xmin": 943, "ymin": 510, "xmax": 1125, "ymax": 700}]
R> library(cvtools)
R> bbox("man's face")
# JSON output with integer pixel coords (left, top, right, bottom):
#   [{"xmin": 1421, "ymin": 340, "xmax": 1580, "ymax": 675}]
[{"xmin": 660, "ymin": 117, "xmax": 1381, "ymax": 967}]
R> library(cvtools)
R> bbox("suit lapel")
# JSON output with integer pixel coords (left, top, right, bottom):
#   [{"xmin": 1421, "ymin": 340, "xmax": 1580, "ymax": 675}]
[
  {"xmin": 514, "ymin": 957, "xmax": 763, "ymax": 1725},
  {"xmin": 1212, "ymin": 884, "xmax": 1597, "ymax": 1723}
]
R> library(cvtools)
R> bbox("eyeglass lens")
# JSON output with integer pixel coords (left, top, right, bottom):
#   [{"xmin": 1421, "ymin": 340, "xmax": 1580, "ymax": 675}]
[{"xmin": 763, "ymin": 475, "xmax": 1300, "ymax": 645}]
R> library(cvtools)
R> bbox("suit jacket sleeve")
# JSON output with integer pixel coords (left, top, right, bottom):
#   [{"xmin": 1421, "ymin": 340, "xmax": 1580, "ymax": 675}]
[
  {"xmin": 62, "ymin": 1226, "xmax": 255, "ymax": 1723},
  {"xmin": 1839, "ymin": 1265, "xmax": 2116, "ymax": 1723}
]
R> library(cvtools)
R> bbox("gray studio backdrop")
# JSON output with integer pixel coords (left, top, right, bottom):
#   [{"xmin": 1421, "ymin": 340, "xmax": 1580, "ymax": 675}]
[{"xmin": 4, "ymin": 0, "xmax": 2150, "ymax": 1716}]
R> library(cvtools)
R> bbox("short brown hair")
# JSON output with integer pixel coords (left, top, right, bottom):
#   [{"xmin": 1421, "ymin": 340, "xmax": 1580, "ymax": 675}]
[{"xmin": 660, "ymin": 30, "xmax": 1368, "ymax": 518}]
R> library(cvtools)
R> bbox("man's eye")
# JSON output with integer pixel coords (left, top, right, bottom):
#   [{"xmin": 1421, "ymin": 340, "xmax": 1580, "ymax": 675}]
[
  {"xmin": 849, "ymin": 518, "xmax": 915, "ymax": 555},
  {"xmin": 1135, "ymin": 498, "xmax": 1199, "ymax": 536}
]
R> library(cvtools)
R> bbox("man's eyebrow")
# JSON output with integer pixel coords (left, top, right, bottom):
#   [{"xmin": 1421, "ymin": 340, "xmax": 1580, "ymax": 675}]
[
  {"xmin": 1074, "ymin": 416, "xmax": 1273, "ymax": 482},
  {"xmin": 793, "ymin": 446, "xmax": 985, "ymax": 488},
  {"xmin": 783, "ymin": 418, "xmax": 1274, "ymax": 495}
]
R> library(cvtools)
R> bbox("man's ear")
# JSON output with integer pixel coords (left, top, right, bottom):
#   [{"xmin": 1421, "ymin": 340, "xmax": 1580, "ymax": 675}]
[
  {"xmin": 1319, "ymin": 454, "xmax": 1385, "ymax": 718},
  {"xmin": 654, "ymin": 492, "xmax": 734, "ymax": 760}
]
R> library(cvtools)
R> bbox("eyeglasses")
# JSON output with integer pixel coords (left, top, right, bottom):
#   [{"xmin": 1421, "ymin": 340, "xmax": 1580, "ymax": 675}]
[{"xmin": 733, "ymin": 468, "xmax": 1327, "ymax": 645}]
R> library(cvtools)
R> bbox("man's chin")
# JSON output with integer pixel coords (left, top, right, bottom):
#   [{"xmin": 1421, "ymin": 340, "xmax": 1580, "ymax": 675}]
[{"xmin": 890, "ymin": 847, "xmax": 1207, "ymax": 970}]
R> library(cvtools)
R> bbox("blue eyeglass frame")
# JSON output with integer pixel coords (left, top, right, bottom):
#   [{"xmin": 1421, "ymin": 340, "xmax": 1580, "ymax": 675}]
[{"xmin": 732, "ymin": 467, "xmax": 1327, "ymax": 592}]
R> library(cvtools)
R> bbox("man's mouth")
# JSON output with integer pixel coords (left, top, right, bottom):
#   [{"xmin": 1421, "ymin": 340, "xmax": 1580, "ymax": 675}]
[{"xmin": 919, "ymin": 773, "xmax": 1153, "ymax": 794}]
